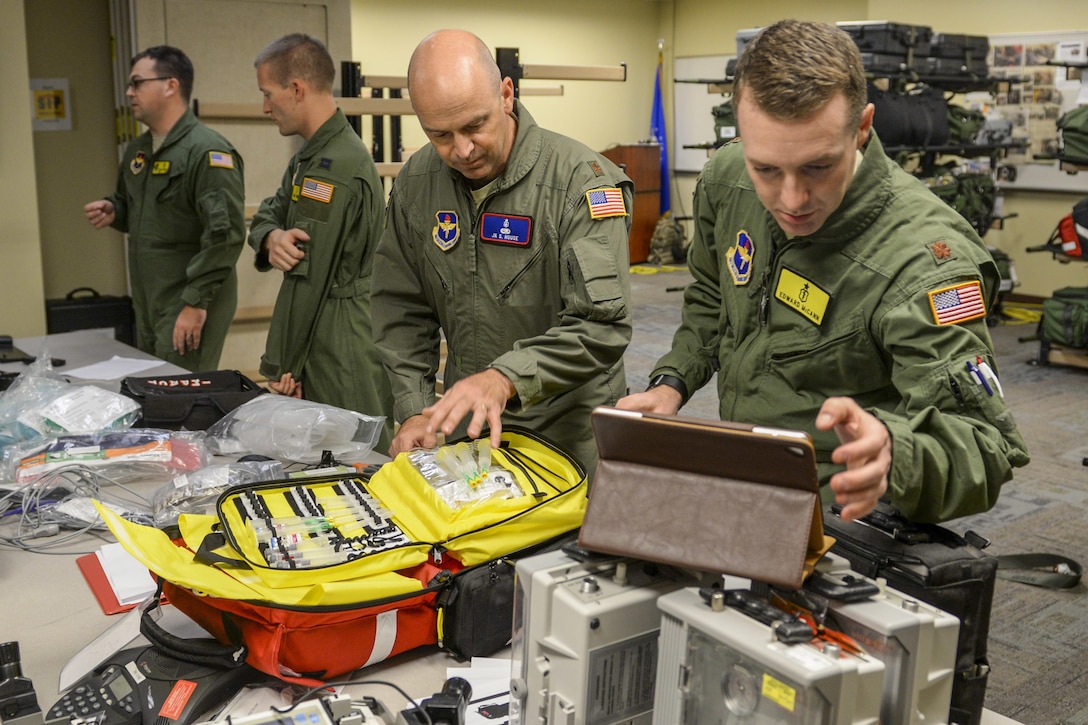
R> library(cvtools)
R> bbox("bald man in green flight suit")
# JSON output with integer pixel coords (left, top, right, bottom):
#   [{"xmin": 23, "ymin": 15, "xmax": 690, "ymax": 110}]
[
  {"xmin": 85, "ymin": 45, "xmax": 245, "ymax": 371},
  {"xmin": 249, "ymin": 33, "xmax": 394, "ymax": 451}
]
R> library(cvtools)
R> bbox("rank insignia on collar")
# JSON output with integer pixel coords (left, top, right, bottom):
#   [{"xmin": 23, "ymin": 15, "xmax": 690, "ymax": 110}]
[
  {"xmin": 152, "ymin": 161, "xmax": 170, "ymax": 175},
  {"xmin": 130, "ymin": 151, "xmax": 146, "ymax": 175},
  {"xmin": 433, "ymin": 211, "xmax": 460, "ymax": 251},
  {"xmin": 589, "ymin": 160, "xmax": 604, "ymax": 177},
  {"xmin": 319, "ymin": 157, "xmax": 332, "ymax": 170},
  {"xmin": 727, "ymin": 230, "xmax": 754, "ymax": 285}
]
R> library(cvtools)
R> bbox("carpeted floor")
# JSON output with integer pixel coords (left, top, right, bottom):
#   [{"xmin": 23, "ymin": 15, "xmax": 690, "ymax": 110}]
[{"xmin": 623, "ymin": 266, "xmax": 1087, "ymax": 725}]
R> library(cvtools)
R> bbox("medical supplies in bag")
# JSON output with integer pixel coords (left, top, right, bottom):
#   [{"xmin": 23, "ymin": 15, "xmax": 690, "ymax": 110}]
[{"xmin": 97, "ymin": 427, "xmax": 587, "ymax": 684}]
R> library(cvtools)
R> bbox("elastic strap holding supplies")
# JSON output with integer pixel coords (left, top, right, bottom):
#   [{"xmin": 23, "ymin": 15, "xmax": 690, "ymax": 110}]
[{"xmin": 995, "ymin": 553, "xmax": 1083, "ymax": 589}]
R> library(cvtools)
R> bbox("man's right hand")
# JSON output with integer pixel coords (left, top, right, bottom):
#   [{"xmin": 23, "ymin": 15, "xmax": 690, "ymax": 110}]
[
  {"xmin": 615, "ymin": 385, "xmax": 683, "ymax": 415},
  {"xmin": 83, "ymin": 200, "xmax": 115, "ymax": 229},
  {"xmin": 264, "ymin": 228, "xmax": 311, "ymax": 271},
  {"xmin": 389, "ymin": 415, "xmax": 438, "ymax": 458}
]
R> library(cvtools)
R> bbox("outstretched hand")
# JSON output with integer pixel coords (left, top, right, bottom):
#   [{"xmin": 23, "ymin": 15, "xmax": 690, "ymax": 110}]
[{"xmin": 816, "ymin": 396, "xmax": 891, "ymax": 522}]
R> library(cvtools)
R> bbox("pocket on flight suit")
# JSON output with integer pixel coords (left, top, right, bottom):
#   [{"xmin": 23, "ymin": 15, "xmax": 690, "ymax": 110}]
[
  {"xmin": 562, "ymin": 235, "xmax": 627, "ymax": 322},
  {"xmin": 287, "ymin": 218, "xmax": 315, "ymax": 279}
]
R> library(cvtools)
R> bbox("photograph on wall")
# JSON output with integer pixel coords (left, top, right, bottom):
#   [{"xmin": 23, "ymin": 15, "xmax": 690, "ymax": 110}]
[{"xmin": 982, "ymin": 30, "xmax": 1088, "ymax": 192}]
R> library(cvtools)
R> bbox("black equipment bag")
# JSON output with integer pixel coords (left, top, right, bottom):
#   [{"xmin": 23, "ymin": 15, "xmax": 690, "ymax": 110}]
[
  {"xmin": 120, "ymin": 370, "xmax": 266, "ymax": 430},
  {"xmin": 930, "ymin": 33, "xmax": 990, "ymax": 61},
  {"xmin": 868, "ymin": 83, "xmax": 950, "ymax": 147},
  {"xmin": 837, "ymin": 21, "xmax": 933, "ymax": 57},
  {"xmin": 823, "ymin": 502, "xmax": 998, "ymax": 725},
  {"xmin": 922, "ymin": 55, "xmax": 989, "ymax": 77},
  {"xmin": 435, "ymin": 531, "xmax": 578, "ymax": 660},
  {"xmin": 859, "ymin": 52, "xmax": 927, "ymax": 75},
  {"xmin": 45, "ymin": 287, "xmax": 136, "ymax": 346}
]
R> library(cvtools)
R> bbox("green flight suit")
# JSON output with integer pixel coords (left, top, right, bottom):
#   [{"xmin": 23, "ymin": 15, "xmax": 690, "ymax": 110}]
[
  {"xmin": 108, "ymin": 109, "xmax": 244, "ymax": 371},
  {"xmin": 372, "ymin": 101, "xmax": 633, "ymax": 474},
  {"xmin": 249, "ymin": 109, "xmax": 394, "ymax": 452},
  {"xmin": 652, "ymin": 133, "xmax": 1029, "ymax": 523}
]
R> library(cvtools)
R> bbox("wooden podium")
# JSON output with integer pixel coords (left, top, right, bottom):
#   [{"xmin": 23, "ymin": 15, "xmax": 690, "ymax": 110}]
[{"xmin": 600, "ymin": 143, "xmax": 661, "ymax": 264}]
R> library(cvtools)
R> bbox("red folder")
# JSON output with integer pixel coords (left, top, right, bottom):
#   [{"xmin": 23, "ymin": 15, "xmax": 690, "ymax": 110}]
[{"xmin": 76, "ymin": 552, "xmax": 158, "ymax": 615}]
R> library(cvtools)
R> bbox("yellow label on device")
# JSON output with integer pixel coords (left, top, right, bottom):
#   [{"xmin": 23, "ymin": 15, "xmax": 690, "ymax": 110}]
[
  {"xmin": 762, "ymin": 673, "xmax": 797, "ymax": 712},
  {"xmin": 774, "ymin": 268, "xmax": 829, "ymax": 325}
]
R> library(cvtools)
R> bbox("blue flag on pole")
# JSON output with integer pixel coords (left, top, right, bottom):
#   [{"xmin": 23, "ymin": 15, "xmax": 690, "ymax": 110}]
[{"xmin": 650, "ymin": 51, "xmax": 670, "ymax": 215}]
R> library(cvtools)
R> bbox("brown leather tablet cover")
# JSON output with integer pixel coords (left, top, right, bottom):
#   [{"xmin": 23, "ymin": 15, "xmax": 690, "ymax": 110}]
[{"xmin": 578, "ymin": 408, "xmax": 834, "ymax": 589}]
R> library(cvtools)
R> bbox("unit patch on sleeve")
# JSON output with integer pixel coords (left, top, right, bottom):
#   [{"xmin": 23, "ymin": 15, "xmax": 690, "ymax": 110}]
[
  {"xmin": 208, "ymin": 151, "xmax": 235, "ymax": 169},
  {"xmin": 585, "ymin": 188, "xmax": 627, "ymax": 219},
  {"xmin": 433, "ymin": 211, "xmax": 460, "ymax": 251},
  {"xmin": 481, "ymin": 213, "xmax": 532, "ymax": 246},
  {"xmin": 929, "ymin": 281, "xmax": 986, "ymax": 325},
  {"xmin": 775, "ymin": 268, "xmax": 830, "ymax": 325},
  {"xmin": 300, "ymin": 178, "xmax": 334, "ymax": 203}
]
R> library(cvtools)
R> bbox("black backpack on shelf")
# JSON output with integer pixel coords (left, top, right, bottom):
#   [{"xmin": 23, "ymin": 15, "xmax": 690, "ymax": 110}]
[{"xmin": 869, "ymin": 83, "xmax": 950, "ymax": 148}]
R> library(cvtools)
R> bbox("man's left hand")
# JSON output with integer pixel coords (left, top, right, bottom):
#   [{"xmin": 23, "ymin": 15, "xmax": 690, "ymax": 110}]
[
  {"xmin": 173, "ymin": 305, "xmax": 207, "ymax": 355},
  {"xmin": 423, "ymin": 368, "xmax": 515, "ymax": 450},
  {"xmin": 816, "ymin": 396, "xmax": 891, "ymax": 522}
]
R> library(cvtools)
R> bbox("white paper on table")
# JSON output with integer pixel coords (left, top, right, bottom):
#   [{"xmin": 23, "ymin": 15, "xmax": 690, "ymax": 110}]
[
  {"xmin": 447, "ymin": 656, "xmax": 512, "ymax": 725},
  {"xmin": 97, "ymin": 541, "xmax": 157, "ymax": 605},
  {"xmin": 64, "ymin": 356, "xmax": 164, "ymax": 380}
]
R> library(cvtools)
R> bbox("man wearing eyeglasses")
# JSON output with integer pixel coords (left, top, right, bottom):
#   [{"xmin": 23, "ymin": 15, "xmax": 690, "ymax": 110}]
[{"xmin": 83, "ymin": 46, "xmax": 245, "ymax": 372}]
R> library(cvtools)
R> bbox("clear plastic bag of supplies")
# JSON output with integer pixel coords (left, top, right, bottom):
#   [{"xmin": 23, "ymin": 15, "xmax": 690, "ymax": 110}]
[
  {"xmin": 405, "ymin": 440, "xmax": 524, "ymax": 510},
  {"xmin": 151, "ymin": 459, "xmax": 285, "ymax": 528},
  {"xmin": 21, "ymin": 385, "xmax": 141, "ymax": 435},
  {"xmin": 204, "ymin": 396, "xmax": 385, "ymax": 464},
  {"xmin": 5, "ymin": 428, "xmax": 210, "ymax": 485},
  {"xmin": 0, "ymin": 356, "xmax": 69, "ymax": 453}
]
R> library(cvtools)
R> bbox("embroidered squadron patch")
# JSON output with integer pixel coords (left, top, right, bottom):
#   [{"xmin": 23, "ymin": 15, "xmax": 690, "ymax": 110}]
[
  {"xmin": 481, "ymin": 213, "xmax": 532, "ymax": 246},
  {"xmin": 929, "ymin": 281, "xmax": 986, "ymax": 325},
  {"xmin": 300, "ymin": 178, "xmax": 334, "ymax": 204},
  {"xmin": 433, "ymin": 211, "xmax": 460, "ymax": 251},
  {"xmin": 151, "ymin": 161, "xmax": 170, "ymax": 175},
  {"xmin": 586, "ymin": 188, "xmax": 627, "ymax": 219},
  {"xmin": 727, "ymin": 230, "xmax": 755, "ymax": 285},
  {"xmin": 208, "ymin": 151, "xmax": 234, "ymax": 169},
  {"xmin": 775, "ymin": 268, "xmax": 830, "ymax": 325},
  {"xmin": 130, "ymin": 151, "xmax": 146, "ymax": 175}
]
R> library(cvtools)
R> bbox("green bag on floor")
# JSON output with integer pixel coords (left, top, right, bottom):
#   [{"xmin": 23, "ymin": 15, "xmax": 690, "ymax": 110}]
[{"xmin": 1039, "ymin": 286, "xmax": 1088, "ymax": 348}]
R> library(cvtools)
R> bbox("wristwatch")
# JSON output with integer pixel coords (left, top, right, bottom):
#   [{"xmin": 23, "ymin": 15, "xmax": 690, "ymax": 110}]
[{"xmin": 647, "ymin": 373, "xmax": 688, "ymax": 402}]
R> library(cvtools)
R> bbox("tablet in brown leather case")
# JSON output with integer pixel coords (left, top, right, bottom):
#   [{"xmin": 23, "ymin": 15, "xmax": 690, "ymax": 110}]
[{"xmin": 578, "ymin": 407, "xmax": 834, "ymax": 589}]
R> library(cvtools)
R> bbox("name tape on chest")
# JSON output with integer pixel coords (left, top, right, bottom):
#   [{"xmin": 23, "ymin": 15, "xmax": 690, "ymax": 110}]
[
  {"xmin": 481, "ymin": 213, "xmax": 532, "ymax": 246},
  {"xmin": 929, "ymin": 281, "xmax": 986, "ymax": 325},
  {"xmin": 209, "ymin": 151, "xmax": 235, "ymax": 169},
  {"xmin": 586, "ymin": 187, "xmax": 627, "ymax": 219},
  {"xmin": 775, "ymin": 268, "xmax": 830, "ymax": 325}
]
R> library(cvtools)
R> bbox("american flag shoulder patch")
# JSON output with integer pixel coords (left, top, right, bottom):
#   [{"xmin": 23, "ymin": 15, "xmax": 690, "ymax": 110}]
[
  {"xmin": 208, "ymin": 151, "xmax": 234, "ymax": 169},
  {"xmin": 301, "ymin": 177, "xmax": 335, "ymax": 204},
  {"xmin": 928, "ymin": 280, "xmax": 987, "ymax": 326},
  {"xmin": 585, "ymin": 187, "xmax": 627, "ymax": 219}
]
